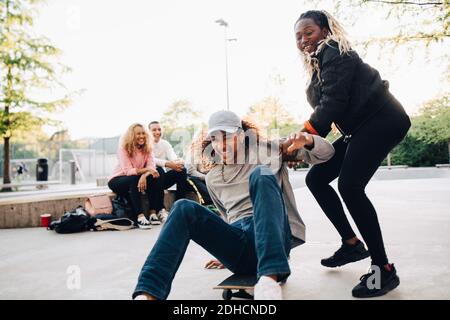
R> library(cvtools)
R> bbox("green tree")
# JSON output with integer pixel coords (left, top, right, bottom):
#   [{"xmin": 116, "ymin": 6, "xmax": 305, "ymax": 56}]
[
  {"xmin": 0, "ymin": 0, "xmax": 73, "ymax": 190},
  {"xmin": 45, "ymin": 129, "xmax": 87, "ymax": 161},
  {"xmin": 9, "ymin": 125, "xmax": 48, "ymax": 158},
  {"xmin": 389, "ymin": 134, "xmax": 448, "ymax": 166},
  {"xmin": 410, "ymin": 95, "xmax": 450, "ymax": 144},
  {"xmin": 246, "ymin": 96, "xmax": 297, "ymax": 137},
  {"xmin": 320, "ymin": 0, "xmax": 449, "ymax": 48},
  {"xmin": 389, "ymin": 95, "xmax": 450, "ymax": 166},
  {"xmin": 160, "ymin": 99, "xmax": 202, "ymax": 130},
  {"xmin": 301, "ymin": 1, "xmax": 449, "ymax": 80},
  {"xmin": 160, "ymin": 99, "xmax": 203, "ymax": 157}
]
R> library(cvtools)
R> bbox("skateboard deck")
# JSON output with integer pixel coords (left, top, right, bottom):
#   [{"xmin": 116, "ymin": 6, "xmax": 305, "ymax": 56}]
[{"xmin": 214, "ymin": 274, "xmax": 257, "ymax": 300}]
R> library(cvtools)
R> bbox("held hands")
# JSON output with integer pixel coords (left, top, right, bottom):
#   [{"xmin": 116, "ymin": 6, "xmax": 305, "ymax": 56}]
[
  {"xmin": 282, "ymin": 131, "xmax": 315, "ymax": 168},
  {"xmin": 205, "ymin": 259, "xmax": 225, "ymax": 270},
  {"xmin": 285, "ymin": 131, "xmax": 313, "ymax": 154}
]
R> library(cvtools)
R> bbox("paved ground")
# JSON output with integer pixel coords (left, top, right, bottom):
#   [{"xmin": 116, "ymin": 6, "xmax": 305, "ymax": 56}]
[{"xmin": 0, "ymin": 175, "xmax": 449, "ymax": 300}]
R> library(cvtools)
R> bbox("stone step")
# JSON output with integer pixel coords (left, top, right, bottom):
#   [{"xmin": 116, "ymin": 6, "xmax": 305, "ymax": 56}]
[{"xmin": 0, "ymin": 190, "xmax": 199, "ymax": 229}]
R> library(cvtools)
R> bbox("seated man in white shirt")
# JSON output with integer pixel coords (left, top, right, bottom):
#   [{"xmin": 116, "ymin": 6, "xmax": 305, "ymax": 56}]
[{"xmin": 148, "ymin": 121, "xmax": 189, "ymax": 224}]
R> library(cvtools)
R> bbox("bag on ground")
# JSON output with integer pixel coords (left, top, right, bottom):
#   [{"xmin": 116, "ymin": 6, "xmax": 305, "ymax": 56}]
[
  {"xmin": 85, "ymin": 194, "xmax": 113, "ymax": 215},
  {"xmin": 48, "ymin": 206, "xmax": 96, "ymax": 234},
  {"xmin": 112, "ymin": 195, "xmax": 133, "ymax": 219},
  {"xmin": 93, "ymin": 214, "xmax": 135, "ymax": 231}
]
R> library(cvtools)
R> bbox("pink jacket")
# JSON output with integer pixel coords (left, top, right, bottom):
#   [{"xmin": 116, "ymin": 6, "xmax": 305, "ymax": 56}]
[{"xmin": 109, "ymin": 146, "xmax": 156, "ymax": 181}]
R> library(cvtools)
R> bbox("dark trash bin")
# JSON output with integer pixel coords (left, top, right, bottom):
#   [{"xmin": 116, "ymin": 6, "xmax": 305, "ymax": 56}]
[{"xmin": 36, "ymin": 158, "xmax": 49, "ymax": 181}]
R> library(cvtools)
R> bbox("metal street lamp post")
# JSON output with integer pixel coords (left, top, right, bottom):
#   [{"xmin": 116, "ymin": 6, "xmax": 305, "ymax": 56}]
[{"xmin": 215, "ymin": 19, "xmax": 236, "ymax": 111}]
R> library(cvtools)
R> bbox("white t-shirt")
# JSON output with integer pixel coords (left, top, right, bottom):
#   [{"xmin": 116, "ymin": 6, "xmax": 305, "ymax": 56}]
[{"xmin": 152, "ymin": 139, "xmax": 178, "ymax": 168}]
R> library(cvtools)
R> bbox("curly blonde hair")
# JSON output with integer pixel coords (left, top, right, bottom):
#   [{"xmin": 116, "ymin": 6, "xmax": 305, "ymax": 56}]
[
  {"xmin": 295, "ymin": 10, "xmax": 352, "ymax": 82},
  {"xmin": 120, "ymin": 123, "xmax": 152, "ymax": 157}
]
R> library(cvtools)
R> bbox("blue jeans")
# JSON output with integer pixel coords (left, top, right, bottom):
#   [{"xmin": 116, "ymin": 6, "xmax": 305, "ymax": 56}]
[{"xmin": 132, "ymin": 165, "xmax": 292, "ymax": 300}]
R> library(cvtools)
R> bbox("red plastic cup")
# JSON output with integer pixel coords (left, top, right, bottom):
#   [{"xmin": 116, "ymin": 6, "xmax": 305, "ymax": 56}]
[{"xmin": 41, "ymin": 214, "xmax": 52, "ymax": 228}]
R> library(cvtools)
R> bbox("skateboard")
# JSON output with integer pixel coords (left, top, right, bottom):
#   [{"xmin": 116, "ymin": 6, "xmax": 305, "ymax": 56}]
[{"xmin": 214, "ymin": 274, "xmax": 257, "ymax": 300}]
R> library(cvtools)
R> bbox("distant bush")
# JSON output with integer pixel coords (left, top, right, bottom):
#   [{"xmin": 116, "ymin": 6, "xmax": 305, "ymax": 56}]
[{"xmin": 388, "ymin": 95, "xmax": 450, "ymax": 167}]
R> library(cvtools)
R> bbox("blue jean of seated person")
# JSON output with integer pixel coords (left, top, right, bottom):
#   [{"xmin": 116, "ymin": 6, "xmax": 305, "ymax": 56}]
[{"xmin": 133, "ymin": 165, "xmax": 292, "ymax": 300}]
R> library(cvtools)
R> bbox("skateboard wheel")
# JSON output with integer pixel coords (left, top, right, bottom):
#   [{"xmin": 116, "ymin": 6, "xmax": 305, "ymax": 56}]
[{"xmin": 222, "ymin": 289, "xmax": 233, "ymax": 300}]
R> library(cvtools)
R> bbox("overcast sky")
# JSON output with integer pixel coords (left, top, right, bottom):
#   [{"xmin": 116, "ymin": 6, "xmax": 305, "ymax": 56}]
[{"xmin": 33, "ymin": 0, "xmax": 448, "ymax": 139}]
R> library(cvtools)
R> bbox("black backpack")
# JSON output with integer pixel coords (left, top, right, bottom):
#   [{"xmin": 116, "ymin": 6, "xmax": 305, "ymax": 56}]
[
  {"xmin": 112, "ymin": 195, "xmax": 133, "ymax": 219},
  {"xmin": 48, "ymin": 206, "xmax": 96, "ymax": 234}
]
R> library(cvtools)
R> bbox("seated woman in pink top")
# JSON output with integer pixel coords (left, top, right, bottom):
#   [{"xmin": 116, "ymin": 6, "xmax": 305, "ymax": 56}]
[{"xmin": 108, "ymin": 123, "xmax": 161, "ymax": 229}]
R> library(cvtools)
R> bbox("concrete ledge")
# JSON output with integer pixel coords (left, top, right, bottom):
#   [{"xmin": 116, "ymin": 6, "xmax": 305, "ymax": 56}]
[
  {"xmin": 0, "ymin": 180, "xmax": 60, "ymax": 189},
  {"xmin": 379, "ymin": 165, "xmax": 409, "ymax": 169},
  {"xmin": 0, "ymin": 188, "xmax": 113, "ymax": 205},
  {"xmin": 0, "ymin": 189, "xmax": 199, "ymax": 229},
  {"xmin": 0, "ymin": 189, "xmax": 114, "ymax": 229}
]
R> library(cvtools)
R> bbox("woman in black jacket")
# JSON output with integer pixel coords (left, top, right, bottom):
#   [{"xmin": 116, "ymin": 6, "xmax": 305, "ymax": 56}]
[{"xmin": 291, "ymin": 10, "xmax": 411, "ymax": 298}]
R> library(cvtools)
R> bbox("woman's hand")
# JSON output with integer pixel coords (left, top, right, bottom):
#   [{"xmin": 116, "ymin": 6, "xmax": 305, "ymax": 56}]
[
  {"xmin": 138, "ymin": 169, "xmax": 160, "ymax": 193},
  {"xmin": 136, "ymin": 168, "xmax": 150, "ymax": 175},
  {"xmin": 205, "ymin": 259, "xmax": 225, "ymax": 269},
  {"xmin": 149, "ymin": 168, "xmax": 160, "ymax": 179},
  {"xmin": 284, "ymin": 131, "xmax": 314, "ymax": 155},
  {"xmin": 137, "ymin": 174, "xmax": 148, "ymax": 193}
]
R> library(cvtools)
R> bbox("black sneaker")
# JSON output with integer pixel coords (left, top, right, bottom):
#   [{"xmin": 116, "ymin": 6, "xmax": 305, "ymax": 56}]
[
  {"xmin": 352, "ymin": 263, "xmax": 400, "ymax": 298},
  {"xmin": 137, "ymin": 216, "xmax": 152, "ymax": 229},
  {"xmin": 321, "ymin": 240, "xmax": 370, "ymax": 268}
]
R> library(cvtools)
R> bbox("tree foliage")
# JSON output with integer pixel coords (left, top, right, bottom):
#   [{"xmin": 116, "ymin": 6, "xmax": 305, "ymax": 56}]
[
  {"xmin": 160, "ymin": 99, "xmax": 202, "ymax": 131},
  {"xmin": 245, "ymin": 96, "xmax": 298, "ymax": 137},
  {"xmin": 389, "ymin": 94, "xmax": 450, "ymax": 166},
  {"xmin": 159, "ymin": 99, "xmax": 203, "ymax": 157},
  {"xmin": 0, "ymin": 0, "xmax": 73, "ymax": 137},
  {"xmin": 0, "ymin": 0, "xmax": 74, "ymax": 184},
  {"xmin": 409, "ymin": 95, "xmax": 450, "ymax": 144},
  {"xmin": 331, "ymin": 0, "xmax": 449, "ymax": 47}
]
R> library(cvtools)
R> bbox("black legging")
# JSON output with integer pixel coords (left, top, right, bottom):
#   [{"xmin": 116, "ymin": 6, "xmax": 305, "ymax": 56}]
[
  {"xmin": 108, "ymin": 175, "xmax": 163, "ymax": 220},
  {"xmin": 306, "ymin": 97, "xmax": 411, "ymax": 266},
  {"xmin": 186, "ymin": 176, "xmax": 213, "ymax": 205},
  {"xmin": 153, "ymin": 167, "xmax": 189, "ymax": 210}
]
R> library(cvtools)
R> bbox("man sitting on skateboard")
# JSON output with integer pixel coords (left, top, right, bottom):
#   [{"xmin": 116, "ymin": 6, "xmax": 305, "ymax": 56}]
[{"xmin": 133, "ymin": 110, "xmax": 335, "ymax": 300}]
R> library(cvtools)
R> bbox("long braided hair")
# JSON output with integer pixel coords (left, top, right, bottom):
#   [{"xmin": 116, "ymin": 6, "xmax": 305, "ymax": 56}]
[{"xmin": 295, "ymin": 10, "xmax": 352, "ymax": 82}]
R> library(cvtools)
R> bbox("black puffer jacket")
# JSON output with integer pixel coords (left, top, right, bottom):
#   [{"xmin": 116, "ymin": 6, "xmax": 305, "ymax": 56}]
[{"xmin": 305, "ymin": 40, "xmax": 394, "ymax": 138}]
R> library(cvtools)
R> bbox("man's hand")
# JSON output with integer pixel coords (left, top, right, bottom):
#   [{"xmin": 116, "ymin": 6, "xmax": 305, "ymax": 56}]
[
  {"xmin": 166, "ymin": 160, "xmax": 184, "ymax": 172},
  {"xmin": 205, "ymin": 259, "xmax": 225, "ymax": 269}
]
